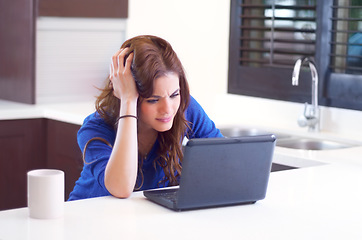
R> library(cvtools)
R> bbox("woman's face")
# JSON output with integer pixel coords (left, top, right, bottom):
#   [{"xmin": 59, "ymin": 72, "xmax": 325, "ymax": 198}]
[{"xmin": 139, "ymin": 72, "xmax": 181, "ymax": 132}]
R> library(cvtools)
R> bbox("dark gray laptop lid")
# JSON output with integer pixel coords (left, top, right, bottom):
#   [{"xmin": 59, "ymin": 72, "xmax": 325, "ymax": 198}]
[{"xmin": 176, "ymin": 135, "xmax": 276, "ymax": 210}]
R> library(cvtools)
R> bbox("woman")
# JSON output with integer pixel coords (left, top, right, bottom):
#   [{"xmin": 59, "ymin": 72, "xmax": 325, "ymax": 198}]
[{"xmin": 68, "ymin": 35, "xmax": 222, "ymax": 201}]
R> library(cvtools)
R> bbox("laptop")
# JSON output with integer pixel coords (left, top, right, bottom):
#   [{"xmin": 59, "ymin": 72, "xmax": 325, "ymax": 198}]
[{"xmin": 143, "ymin": 135, "xmax": 276, "ymax": 211}]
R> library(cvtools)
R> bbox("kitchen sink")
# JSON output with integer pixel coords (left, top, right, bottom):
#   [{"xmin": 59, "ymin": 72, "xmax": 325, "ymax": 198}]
[
  {"xmin": 276, "ymin": 138, "xmax": 357, "ymax": 150},
  {"xmin": 219, "ymin": 127, "xmax": 360, "ymax": 151},
  {"xmin": 220, "ymin": 127, "xmax": 290, "ymax": 140}
]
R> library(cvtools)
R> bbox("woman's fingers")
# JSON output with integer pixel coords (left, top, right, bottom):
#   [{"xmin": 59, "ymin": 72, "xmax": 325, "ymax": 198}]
[
  {"xmin": 109, "ymin": 48, "xmax": 138, "ymax": 100},
  {"xmin": 110, "ymin": 48, "xmax": 125, "ymax": 80},
  {"xmin": 116, "ymin": 48, "xmax": 128, "ymax": 73},
  {"xmin": 124, "ymin": 52, "xmax": 134, "ymax": 73}
]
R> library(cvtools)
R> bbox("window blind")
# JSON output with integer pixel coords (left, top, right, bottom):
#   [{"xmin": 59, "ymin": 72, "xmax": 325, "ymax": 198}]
[
  {"xmin": 330, "ymin": 0, "xmax": 362, "ymax": 74},
  {"xmin": 239, "ymin": 0, "xmax": 317, "ymax": 68}
]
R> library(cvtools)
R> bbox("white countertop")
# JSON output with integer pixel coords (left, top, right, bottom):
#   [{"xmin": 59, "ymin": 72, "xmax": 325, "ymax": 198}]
[
  {"xmin": 0, "ymin": 99, "xmax": 95, "ymax": 125},
  {"xmin": 0, "ymin": 163, "xmax": 362, "ymax": 240}
]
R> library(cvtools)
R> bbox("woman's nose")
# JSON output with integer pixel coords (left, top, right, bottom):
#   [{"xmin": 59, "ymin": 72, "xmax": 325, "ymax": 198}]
[{"xmin": 159, "ymin": 99, "xmax": 171, "ymax": 114}]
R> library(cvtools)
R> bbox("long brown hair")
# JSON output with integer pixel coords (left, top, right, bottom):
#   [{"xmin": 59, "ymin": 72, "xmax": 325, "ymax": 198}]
[{"xmin": 95, "ymin": 35, "xmax": 190, "ymax": 188}]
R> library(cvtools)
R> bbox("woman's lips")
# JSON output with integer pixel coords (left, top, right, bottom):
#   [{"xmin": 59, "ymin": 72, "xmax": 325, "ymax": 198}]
[{"xmin": 156, "ymin": 116, "xmax": 172, "ymax": 123}]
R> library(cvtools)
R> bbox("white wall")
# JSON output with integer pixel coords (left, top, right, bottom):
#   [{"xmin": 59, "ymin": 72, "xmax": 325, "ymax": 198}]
[
  {"xmin": 127, "ymin": 0, "xmax": 362, "ymax": 140},
  {"xmin": 36, "ymin": 17, "xmax": 127, "ymax": 103},
  {"xmin": 127, "ymin": 0, "xmax": 230, "ymax": 108}
]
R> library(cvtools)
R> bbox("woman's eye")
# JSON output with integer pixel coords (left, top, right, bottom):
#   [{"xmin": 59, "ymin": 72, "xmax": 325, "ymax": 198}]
[
  {"xmin": 146, "ymin": 99, "xmax": 158, "ymax": 104},
  {"xmin": 171, "ymin": 92, "xmax": 180, "ymax": 98}
]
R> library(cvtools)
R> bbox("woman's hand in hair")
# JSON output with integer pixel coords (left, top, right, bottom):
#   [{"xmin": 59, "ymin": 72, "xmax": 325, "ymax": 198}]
[{"xmin": 110, "ymin": 48, "xmax": 139, "ymax": 103}]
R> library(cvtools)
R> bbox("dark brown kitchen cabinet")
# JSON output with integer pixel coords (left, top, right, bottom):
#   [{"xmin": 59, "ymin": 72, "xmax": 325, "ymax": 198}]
[
  {"xmin": 271, "ymin": 163, "xmax": 296, "ymax": 172},
  {"xmin": 46, "ymin": 120, "xmax": 83, "ymax": 200},
  {"xmin": 38, "ymin": 0, "xmax": 128, "ymax": 18},
  {"xmin": 0, "ymin": 119, "xmax": 46, "ymax": 210},
  {"xmin": 0, "ymin": 0, "xmax": 37, "ymax": 104},
  {"xmin": 0, "ymin": 119, "xmax": 82, "ymax": 210}
]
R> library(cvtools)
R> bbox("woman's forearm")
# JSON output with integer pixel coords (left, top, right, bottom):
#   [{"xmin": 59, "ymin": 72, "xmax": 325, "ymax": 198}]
[{"xmin": 104, "ymin": 100, "xmax": 138, "ymax": 198}]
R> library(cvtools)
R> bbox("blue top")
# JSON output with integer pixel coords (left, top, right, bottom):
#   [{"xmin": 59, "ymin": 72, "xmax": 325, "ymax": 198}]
[{"xmin": 68, "ymin": 96, "xmax": 223, "ymax": 201}]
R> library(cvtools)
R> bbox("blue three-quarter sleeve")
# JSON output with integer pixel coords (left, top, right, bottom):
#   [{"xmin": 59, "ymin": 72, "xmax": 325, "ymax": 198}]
[{"xmin": 185, "ymin": 96, "xmax": 223, "ymax": 139}]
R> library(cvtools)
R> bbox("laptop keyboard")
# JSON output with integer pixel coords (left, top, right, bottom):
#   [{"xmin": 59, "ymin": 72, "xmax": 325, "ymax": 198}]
[{"xmin": 157, "ymin": 190, "xmax": 178, "ymax": 204}]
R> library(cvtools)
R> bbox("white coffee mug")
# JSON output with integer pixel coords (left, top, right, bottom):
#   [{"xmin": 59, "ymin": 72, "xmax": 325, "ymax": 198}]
[{"xmin": 27, "ymin": 169, "xmax": 64, "ymax": 219}]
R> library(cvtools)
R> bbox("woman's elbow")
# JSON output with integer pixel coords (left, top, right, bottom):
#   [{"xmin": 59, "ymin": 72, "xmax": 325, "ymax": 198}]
[
  {"xmin": 111, "ymin": 188, "xmax": 133, "ymax": 199},
  {"xmin": 105, "ymin": 181, "xmax": 134, "ymax": 199}
]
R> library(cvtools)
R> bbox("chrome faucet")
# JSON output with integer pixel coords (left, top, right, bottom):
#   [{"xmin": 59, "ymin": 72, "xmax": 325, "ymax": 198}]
[{"xmin": 292, "ymin": 57, "xmax": 320, "ymax": 132}]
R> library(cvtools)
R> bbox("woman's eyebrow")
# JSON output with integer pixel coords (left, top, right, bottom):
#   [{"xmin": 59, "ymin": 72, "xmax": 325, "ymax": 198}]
[
  {"xmin": 171, "ymin": 88, "xmax": 180, "ymax": 95},
  {"xmin": 150, "ymin": 88, "xmax": 180, "ymax": 98}
]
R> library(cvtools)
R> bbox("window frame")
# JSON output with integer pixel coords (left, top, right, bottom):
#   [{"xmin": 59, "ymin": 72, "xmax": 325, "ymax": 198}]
[{"xmin": 228, "ymin": 0, "xmax": 362, "ymax": 111}]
